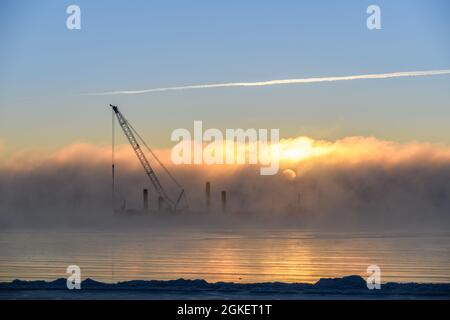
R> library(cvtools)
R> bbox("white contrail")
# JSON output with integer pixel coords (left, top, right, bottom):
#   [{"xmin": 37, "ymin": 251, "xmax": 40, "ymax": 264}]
[{"xmin": 89, "ymin": 69, "xmax": 450, "ymax": 95}]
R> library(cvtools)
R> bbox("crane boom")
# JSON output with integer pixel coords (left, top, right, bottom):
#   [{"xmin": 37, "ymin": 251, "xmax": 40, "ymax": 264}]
[{"xmin": 110, "ymin": 104, "xmax": 174, "ymax": 208}]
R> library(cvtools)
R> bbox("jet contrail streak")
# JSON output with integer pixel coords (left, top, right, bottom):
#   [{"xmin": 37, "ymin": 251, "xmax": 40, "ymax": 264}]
[{"xmin": 89, "ymin": 69, "xmax": 450, "ymax": 95}]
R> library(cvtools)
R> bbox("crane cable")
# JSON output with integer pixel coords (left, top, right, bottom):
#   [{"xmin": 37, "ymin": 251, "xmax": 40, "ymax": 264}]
[
  {"xmin": 111, "ymin": 108, "xmax": 116, "ymax": 206},
  {"xmin": 126, "ymin": 120, "xmax": 184, "ymax": 191},
  {"xmin": 127, "ymin": 120, "xmax": 188, "ymax": 210}
]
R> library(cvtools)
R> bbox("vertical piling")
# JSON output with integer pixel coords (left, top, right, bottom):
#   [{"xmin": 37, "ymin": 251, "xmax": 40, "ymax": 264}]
[
  {"xmin": 206, "ymin": 182, "xmax": 211, "ymax": 210},
  {"xmin": 158, "ymin": 196, "xmax": 164, "ymax": 211},
  {"xmin": 221, "ymin": 190, "xmax": 227, "ymax": 213},
  {"xmin": 143, "ymin": 189, "xmax": 149, "ymax": 211}
]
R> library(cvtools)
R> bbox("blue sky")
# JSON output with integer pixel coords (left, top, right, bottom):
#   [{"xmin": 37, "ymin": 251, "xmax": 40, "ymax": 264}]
[{"xmin": 0, "ymin": 0, "xmax": 449, "ymax": 155}]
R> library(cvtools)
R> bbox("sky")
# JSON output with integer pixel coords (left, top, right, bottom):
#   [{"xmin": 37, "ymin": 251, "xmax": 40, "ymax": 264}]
[{"xmin": 1, "ymin": 0, "xmax": 450, "ymax": 158}]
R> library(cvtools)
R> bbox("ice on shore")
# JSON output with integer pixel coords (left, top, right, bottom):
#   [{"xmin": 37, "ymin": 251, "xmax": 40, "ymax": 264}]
[{"xmin": 1, "ymin": 275, "xmax": 449, "ymax": 300}]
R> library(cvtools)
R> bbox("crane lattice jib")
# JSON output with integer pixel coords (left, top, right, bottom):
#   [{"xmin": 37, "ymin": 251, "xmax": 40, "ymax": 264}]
[{"xmin": 111, "ymin": 105, "xmax": 174, "ymax": 206}]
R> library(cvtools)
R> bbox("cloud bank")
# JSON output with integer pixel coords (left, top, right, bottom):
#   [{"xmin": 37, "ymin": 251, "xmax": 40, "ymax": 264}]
[
  {"xmin": 89, "ymin": 69, "xmax": 450, "ymax": 95},
  {"xmin": 1, "ymin": 136, "xmax": 449, "ymax": 230}
]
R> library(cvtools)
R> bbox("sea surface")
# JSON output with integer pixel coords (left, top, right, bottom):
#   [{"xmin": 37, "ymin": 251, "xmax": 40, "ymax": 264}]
[{"xmin": 0, "ymin": 228, "xmax": 449, "ymax": 284}]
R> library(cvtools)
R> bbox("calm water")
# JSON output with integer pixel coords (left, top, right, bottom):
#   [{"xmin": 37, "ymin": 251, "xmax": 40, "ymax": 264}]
[{"xmin": 0, "ymin": 228, "xmax": 449, "ymax": 284}]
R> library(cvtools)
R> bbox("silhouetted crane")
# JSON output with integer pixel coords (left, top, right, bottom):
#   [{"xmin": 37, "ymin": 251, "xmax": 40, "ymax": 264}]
[{"xmin": 110, "ymin": 104, "xmax": 187, "ymax": 212}]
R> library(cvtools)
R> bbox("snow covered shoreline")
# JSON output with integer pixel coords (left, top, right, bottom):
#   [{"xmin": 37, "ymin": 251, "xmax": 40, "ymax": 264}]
[{"xmin": 1, "ymin": 275, "xmax": 449, "ymax": 300}]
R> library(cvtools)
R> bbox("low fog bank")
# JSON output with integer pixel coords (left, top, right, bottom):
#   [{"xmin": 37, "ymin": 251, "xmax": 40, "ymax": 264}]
[{"xmin": 0, "ymin": 138, "xmax": 450, "ymax": 231}]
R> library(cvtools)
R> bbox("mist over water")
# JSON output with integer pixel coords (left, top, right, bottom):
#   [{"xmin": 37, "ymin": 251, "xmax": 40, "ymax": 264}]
[{"xmin": 0, "ymin": 136, "xmax": 449, "ymax": 230}]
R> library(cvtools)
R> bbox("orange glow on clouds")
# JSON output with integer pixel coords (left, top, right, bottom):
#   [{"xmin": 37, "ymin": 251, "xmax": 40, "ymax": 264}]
[
  {"xmin": 2, "ymin": 136, "xmax": 450, "ymax": 174},
  {"xmin": 279, "ymin": 137, "xmax": 333, "ymax": 162}
]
